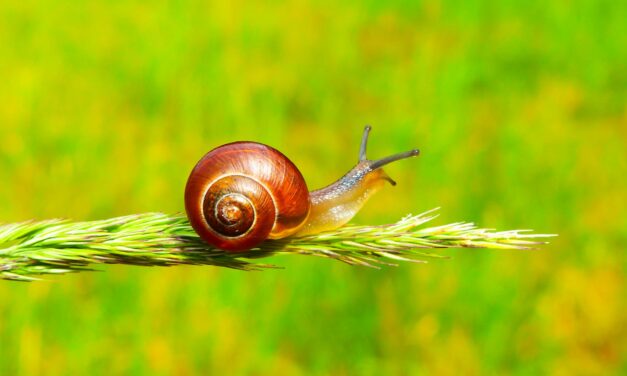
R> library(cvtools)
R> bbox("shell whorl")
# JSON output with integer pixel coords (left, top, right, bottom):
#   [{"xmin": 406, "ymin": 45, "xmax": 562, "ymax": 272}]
[{"xmin": 184, "ymin": 142, "xmax": 311, "ymax": 252}]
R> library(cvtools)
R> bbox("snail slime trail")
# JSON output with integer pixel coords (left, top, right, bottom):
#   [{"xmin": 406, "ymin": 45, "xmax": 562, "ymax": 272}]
[{"xmin": 184, "ymin": 126, "xmax": 420, "ymax": 252}]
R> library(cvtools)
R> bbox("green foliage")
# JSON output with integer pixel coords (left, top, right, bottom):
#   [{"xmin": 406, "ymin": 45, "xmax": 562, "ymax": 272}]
[
  {"xmin": 0, "ymin": 0, "xmax": 625, "ymax": 375},
  {"xmin": 0, "ymin": 209, "xmax": 554, "ymax": 281}
]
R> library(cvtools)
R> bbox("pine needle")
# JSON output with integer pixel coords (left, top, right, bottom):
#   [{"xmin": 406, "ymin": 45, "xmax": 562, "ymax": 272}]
[{"xmin": 0, "ymin": 208, "xmax": 556, "ymax": 281}]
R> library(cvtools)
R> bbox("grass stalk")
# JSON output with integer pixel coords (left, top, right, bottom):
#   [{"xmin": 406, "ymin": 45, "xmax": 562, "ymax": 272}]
[{"xmin": 0, "ymin": 208, "xmax": 555, "ymax": 281}]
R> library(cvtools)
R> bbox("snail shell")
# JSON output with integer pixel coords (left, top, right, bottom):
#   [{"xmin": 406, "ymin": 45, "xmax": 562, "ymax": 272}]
[{"xmin": 184, "ymin": 142, "xmax": 310, "ymax": 252}]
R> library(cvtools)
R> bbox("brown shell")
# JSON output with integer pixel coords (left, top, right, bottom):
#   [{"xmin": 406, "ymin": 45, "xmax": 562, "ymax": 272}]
[{"xmin": 184, "ymin": 142, "xmax": 311, "ymax": 252}]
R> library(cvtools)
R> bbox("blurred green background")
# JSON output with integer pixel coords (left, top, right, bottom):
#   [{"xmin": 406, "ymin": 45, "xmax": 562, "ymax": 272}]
[{"xmin": 1, "ymin": 0, "xmax": 625, "ymax": 374}]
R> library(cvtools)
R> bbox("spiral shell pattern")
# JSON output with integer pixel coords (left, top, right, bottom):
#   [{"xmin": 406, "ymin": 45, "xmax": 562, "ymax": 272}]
[{"xmin": 185, "ymin": 142, "xmax": 311, "ymax": 252}]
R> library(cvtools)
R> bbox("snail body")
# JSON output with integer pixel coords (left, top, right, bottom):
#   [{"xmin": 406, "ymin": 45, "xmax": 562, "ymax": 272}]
[{"xmin": 185, "ymin": 126, "xmax": 419, "ymax": 252}]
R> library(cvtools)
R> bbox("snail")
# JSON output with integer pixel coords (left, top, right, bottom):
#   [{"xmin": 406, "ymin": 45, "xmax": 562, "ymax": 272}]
[{"xmin": 184, "ymin": 126, "xmax": 419, "ymax": 252}]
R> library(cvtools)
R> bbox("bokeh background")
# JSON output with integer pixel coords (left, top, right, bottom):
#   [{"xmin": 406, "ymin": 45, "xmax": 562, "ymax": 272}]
[{"xmin": 1, "ymin": 0, "xmax": 625, "ymax": 374}]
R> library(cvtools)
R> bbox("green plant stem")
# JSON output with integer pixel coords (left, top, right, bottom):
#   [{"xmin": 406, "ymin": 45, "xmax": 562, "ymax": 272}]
[{"xmin": 0, "ymin": 208, "xmax": 555, "ymax": 281}]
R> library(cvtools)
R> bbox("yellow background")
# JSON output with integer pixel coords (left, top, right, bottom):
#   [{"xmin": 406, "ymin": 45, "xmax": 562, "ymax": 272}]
[{"xmin": 0, "ymin": 1, "xmax": 625, "ymax": 374}]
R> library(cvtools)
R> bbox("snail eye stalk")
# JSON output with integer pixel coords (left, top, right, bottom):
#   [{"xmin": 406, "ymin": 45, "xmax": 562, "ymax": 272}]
[
  {"xmin": 359, "ymin": 125, "xmax": 372, "ymax": 162},
  {"xmin": 370, "ymin": 149, "xmax": 420, "ymax": 170},
  {"xmin": 357, "ymin": 125, "xmax": 420, "ymax": 169}
]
